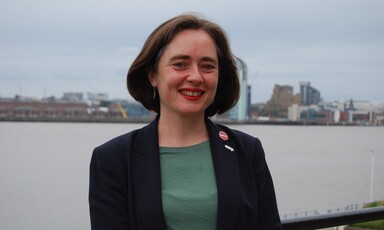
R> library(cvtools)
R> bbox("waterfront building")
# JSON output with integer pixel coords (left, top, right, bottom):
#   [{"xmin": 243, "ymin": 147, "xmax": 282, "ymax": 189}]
[
  {"xmin": 263, "ymin": 84, "xmax": 301, "ymax": 119},
  {"xmin": 89, "ymin": 100, "xmax": 151, "ymax": 120},
  {"xmin": 119, "ymin": 101, "xmax": 151, "ymax": 119},
  {"xmin": 288, "ymin": 99, "xmax": 380, "ymax": 125},
  {"xmin": 248, "ymin": 103, "xmax": 265, "ymax": 120},
  {"xmin": 299, "ymin": 108, "xmax": 331, "ymax": 123},
  {"xmin": 300, "ymin": 82, "xmax": 321, "ymax": 105},
  {"xmin": 87, "ymin": 92, "xmax": 109, "ymax": 102},
  {"xmin": 287, "ymin": 104, "xmax": 299, "ymax": 121},
  {"xmin": 0, "ymin": 96, "xmax": 88, "ymax": 120},
  {"xmin": 344, "ymin": 99, "xmax": 377, "ymax": 124},
  {"xmin": 62, "ymin": 92, "xmax": 84, "ymax": 102},
  {"xmin": 288, "ymin": 104, "xmax": 323, "ymax": 122},
  {"xmin": 345, "ymin": 99, "xmax": 377, "ymax": 112},
  {"xmin": 227, "ymin": 57, "xmax": 250, "ymax": 121}
]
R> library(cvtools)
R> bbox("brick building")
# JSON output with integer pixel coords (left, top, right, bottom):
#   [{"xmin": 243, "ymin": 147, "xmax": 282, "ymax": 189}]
[{"xmin": 0, "ymin": 96, "xmax": 88, "ymax": 120}]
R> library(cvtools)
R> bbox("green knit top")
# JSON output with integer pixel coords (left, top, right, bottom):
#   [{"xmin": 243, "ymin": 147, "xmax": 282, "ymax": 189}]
[{"xmin": 159, "ymin": 141, "xmax": 218, "ymax": 230}]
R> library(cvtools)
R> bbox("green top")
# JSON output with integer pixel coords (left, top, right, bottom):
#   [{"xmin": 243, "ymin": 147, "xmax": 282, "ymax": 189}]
[{"xmin": 159, "ymin": 141, "xmax": 218, "ymax": 230}]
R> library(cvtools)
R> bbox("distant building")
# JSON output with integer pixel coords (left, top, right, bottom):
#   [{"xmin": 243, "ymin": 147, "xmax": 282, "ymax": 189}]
[
  {"xmin": 343, "ymin": 99, "xmax": 376, "ymax": 124},
  {"xmin": 263, "ymin": 84, "xmax": 300, "ymax": 119},
  {"xmin": 249, "ymin": 103, "xmax": 265, "ymax": 120},
  {"xmin": 62, "ymin": 92, "xmax": 84, "ymax": 102},
  {"xmin": 300, "ymin": 82, "xmax": 321, "ymax": 105},
  {"xmin": 0, "ymin": 96, "xmax": 88, "ymax": 120},
  {"xmin": 287, "ymin": 104, "xmax": 299, "ymax": 121},
  {"xmin": 288, "ymin": 99, "xmax": 379, "ymax": 125},
  {"xmin": 288, "ymin": 104, "xmax": 332, "ymax": 123},
  {"xmin": 228, "ymin": 57, "xmax": 250, "ymax": 121},
  {"xmin": 87, "ymin": 92, "xmax": 108, "ymax": 101},
  {"xmin": 345, "ymin": 99, "xmax": 376, "ymax": 112},
  {"xmin": 120, "ymin": 101, "xmax": 151, "ymax": 119},
  {"xmin": 90, "ymin": 100, "xmax": 152, "ymax": 121}
]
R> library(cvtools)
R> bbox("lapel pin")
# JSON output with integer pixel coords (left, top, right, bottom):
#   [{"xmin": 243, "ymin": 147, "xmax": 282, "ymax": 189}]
[
  {"xmin": 219, "ymin": 131, "xmax": 228, "ymax": 141},
  {"xmin": 225, "ymin": 145, "xmax": 234, "ymax": 152}
]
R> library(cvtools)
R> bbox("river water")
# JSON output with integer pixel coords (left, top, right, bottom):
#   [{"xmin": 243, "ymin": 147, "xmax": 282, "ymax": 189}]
[{"xmin": 0, "ymin": 122, "xmax": 383, "ymax": 229}]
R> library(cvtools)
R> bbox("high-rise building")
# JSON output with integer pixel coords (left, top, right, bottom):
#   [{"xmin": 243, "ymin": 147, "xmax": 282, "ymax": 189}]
[
  {"xmin": 300, "ymin": 82, "xmax": 321, "ymax": 105},
  {"xmin": 228, "ymin": 57, "xmax": 249, "ymax": 121}
]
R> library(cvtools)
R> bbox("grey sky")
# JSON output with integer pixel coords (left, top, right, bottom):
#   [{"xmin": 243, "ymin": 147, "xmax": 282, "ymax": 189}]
[{"xmin": 1, "ymin": 0, "xmax": 383, "ymax": 103}]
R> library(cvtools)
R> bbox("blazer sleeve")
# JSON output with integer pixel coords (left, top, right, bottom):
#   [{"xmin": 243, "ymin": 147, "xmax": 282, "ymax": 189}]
[
  {"xmin": 89, "ymin": 145, "xmax": 130, "ymax": 230},
  {"xmin": 252, "ymin": 138, "xmax": 282, "ymax": 229}
]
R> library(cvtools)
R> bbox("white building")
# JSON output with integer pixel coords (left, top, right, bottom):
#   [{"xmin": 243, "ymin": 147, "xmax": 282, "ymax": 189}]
[{"xmin": 228, "ymin": 57, "xmax": 249, "ymax": 121}]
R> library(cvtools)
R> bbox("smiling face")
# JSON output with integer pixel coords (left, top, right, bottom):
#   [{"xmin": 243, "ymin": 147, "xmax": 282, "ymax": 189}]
[{"xmin": 149, "ymin": 29, "xmax": 219, "ymax": 118}]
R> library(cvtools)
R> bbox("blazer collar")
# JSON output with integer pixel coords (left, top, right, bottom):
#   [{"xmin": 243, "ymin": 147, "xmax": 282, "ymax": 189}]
[
  {"xmin": 132, "ymin": 116, "xmax": 241, "ymax": 230},
  {"xmin": 205, "ymin": 118, "xmax": 242, "ymax": 229},
  {"xmin": 131, "ymin": 116, "xmax": 166, "ymax": 230}
]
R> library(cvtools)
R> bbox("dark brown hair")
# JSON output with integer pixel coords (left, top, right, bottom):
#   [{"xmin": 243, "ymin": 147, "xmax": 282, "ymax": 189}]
[{"xmin": 127, "ymin": 14, "xmax": 240, "ymax": 117}]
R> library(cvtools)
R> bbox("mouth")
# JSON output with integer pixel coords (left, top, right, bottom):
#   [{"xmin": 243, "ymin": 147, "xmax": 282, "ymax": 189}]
[
  {"xmin": 179, "ymin": 89, "xmax": 204, "ymax": 101},
  {"xmin": 179, "ymin": 90, "xmax": 204, "ymax": 97}
]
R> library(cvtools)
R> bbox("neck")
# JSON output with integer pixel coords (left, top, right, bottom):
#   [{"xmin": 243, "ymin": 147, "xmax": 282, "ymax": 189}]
[{"xmin": 157, "ymin": 112, "xmax": 209, "ymax": 147}]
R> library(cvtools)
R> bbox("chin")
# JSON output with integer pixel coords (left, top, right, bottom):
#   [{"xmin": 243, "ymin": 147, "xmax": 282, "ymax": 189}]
[{"xmin": 178, "ymin": 108, "xmax": 206, "ymax": 116}]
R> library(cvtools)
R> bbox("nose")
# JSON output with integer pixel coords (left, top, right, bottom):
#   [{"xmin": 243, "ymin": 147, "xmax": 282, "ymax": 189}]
[{"xmin": 187, "ymin": 65, "xmax": 203, "ymax": 83}]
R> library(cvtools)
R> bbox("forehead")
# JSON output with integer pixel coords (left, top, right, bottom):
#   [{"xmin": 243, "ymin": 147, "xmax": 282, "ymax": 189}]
[{"xmin": 162, "ymin": 29, "xmax": 218, "ymax": 58}]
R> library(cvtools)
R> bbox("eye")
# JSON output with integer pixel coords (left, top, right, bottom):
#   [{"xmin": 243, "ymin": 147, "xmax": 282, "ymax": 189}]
[
  {"xmin": 173, "ymin": 62, "xmax": 187, "ymax": 69},
  {"xmin": 201, "ymin": 64, "xmax": 216, "ymax": 72}
]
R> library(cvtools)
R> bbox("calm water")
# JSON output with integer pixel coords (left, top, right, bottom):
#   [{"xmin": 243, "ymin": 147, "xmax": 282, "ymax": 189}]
[{"xmin": 0, "ymin": 122, "xmax": 383, "ymax": 229}]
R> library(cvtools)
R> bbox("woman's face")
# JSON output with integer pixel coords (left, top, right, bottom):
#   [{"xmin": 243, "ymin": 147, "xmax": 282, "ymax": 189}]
[{"xmin": 149, "ymin": 29, "xmax": 219, "ymax": 118}]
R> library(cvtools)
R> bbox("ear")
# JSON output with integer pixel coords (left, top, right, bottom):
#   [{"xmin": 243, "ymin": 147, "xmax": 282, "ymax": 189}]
[{"xmin": 147, "ymin": 70, "xmax": 158, "ymax": 88}]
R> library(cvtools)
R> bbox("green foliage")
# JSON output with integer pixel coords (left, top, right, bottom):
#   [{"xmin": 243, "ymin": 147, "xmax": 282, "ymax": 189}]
[
  {"xmin": 349, "ymin": 201, "xmax": 384, "ymax": 229},
  {"xmin": 350, "ymin": 221, "xmax": 384, "ymax": 229},
  {"xmin": 365, "ymin": 201, "xmax": 384, "ymax": 208}
]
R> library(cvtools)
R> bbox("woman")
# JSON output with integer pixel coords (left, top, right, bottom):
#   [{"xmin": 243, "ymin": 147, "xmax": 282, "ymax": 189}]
[{"xmin": 89, "ymin": 14, "xmax": 282, "ymax": 230}]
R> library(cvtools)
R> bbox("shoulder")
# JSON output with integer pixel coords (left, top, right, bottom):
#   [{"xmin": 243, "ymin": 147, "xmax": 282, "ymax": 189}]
[
  {"xmin": 95, "ymin": 130, "xmax": 139, "ymax": 152},
  {"xmin": 92, "ymin": 129, "xmax": 140, "ymax": 164},
  {"xmin": 92, "ymin": 118, "xmax": 158, "ymax": 161},
  {"xmin": 96, "ymin": 129, "xmax": 140, "ymax": 150}
]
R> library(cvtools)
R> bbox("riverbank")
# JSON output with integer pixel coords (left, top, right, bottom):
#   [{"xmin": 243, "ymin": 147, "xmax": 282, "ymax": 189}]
[{"xmin": 0, "ymin": 117, "xmax": 377, "ymax": 126}]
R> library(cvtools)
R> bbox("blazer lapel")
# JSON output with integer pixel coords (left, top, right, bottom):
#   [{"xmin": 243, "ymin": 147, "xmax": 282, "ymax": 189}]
[
  {"xmin": 206, "ymin": 119, "xmax": 242, "ymax": 230},
  {"xmin": 131, "ymin": 117, "xmax": 167, "ymax": 230}
]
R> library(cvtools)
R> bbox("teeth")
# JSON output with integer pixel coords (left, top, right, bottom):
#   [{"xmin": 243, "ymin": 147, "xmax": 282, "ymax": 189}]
[{"xmin": 180, "ymin": 90, "xmax": 203, "ymax": 97}]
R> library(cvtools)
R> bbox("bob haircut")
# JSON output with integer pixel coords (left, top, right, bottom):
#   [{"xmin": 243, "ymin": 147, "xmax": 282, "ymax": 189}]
[{"xmin": 127, "ymin": 14, "xmax": 240, "ymax": 117}]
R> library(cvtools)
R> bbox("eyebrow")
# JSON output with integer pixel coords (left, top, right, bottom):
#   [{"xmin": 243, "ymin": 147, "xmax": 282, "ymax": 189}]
[
  {"xmin": 169, "ymin": 54, "xmax": 218, "ymax": 64},
  {"xmin": 169, "ymin": 55, "xmax": 190, "ymax": 62}
]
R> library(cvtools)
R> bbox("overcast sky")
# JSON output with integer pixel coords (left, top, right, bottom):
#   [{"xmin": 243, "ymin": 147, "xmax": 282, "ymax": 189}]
[{"xmin": 1, "ymin": 0, "xmax": 383, "ymax": 104}]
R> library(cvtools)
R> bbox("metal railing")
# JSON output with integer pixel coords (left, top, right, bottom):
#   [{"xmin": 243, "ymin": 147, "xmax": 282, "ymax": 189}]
[{"xmin": 281, "ymin": 206, "xmax": 384, "ymax": 230}]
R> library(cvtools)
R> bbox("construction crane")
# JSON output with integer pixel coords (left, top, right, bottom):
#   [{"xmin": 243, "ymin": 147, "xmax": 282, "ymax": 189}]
[{"xmin": 116, "ymin": 102, "xmax": 127, "ymax": 119}]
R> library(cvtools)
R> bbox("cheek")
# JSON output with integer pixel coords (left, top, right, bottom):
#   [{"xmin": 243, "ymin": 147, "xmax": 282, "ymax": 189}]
[{"xmin": 209, "ymin": 75, "xmax": 219, "ymax": 90}]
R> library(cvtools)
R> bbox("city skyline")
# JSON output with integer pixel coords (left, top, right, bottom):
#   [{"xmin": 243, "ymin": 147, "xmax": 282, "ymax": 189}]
[
  {"xmin": 1, "ymin": 0, "xmax": 383, "ymax": 104},
  {"xmin": 4, "ymin": 80, "xmax": 381, "ymax": 107}
]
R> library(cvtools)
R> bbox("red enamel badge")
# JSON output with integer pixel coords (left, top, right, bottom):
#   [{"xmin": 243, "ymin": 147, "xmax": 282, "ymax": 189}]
[{"xmin": 219, "ymin": 131, "xmax": 228, "ymax": 141}]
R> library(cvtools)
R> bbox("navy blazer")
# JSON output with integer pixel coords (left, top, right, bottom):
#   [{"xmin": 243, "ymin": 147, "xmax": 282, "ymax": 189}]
[{"xmin": 89, "ymin": 117, "xmax": 282, "ymax": 230}]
